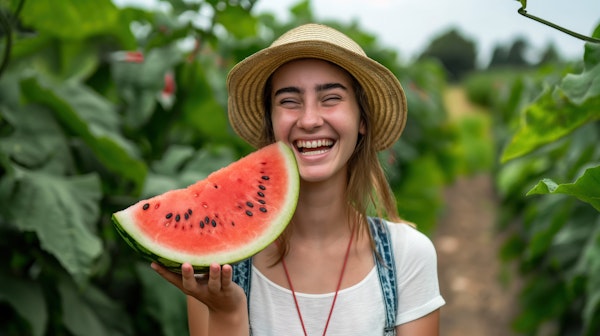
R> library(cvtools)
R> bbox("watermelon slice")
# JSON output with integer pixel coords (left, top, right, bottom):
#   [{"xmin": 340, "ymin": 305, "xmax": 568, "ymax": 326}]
[{"xmin": 112, "ymin": 141, "xmax": 299, "ymax": 272}]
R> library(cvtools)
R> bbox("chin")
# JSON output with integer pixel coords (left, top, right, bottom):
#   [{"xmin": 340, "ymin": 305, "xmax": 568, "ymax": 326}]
[{"xmin": 298, "ymin": 166, "xmax": 345, "ymax": 184}]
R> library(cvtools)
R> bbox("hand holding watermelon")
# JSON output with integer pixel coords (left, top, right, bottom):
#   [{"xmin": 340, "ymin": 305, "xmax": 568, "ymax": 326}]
[{"xmin": 151, "ymin": 262, "xmax": 250, "ymax": 334}]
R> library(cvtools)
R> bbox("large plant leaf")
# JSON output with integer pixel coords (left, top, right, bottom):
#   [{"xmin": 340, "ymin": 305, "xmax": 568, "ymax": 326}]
[
  {"xmin": 0, "ymin": 104, "xmax": 72, "ymax": 172},
  {"xmin": 20, "ymin": 0, "xmax": 135, "ymax": 47},
  {"xmin": 0, "ymin": 167, "xmax": 103, "ymax": 282},
  {"xmin": 214, "ymin": 5, "xmax": 258, "ymax": 39},
  {"xmin": 179, "ymin": 60, "xmax": 230, "ymax": 141},
  {"xmin": 135, "ymin": 263, "xmax": 187, "ymax": 336},
  {"xmin": 0, "ymin": 273, "xmax": 47, "ymax": 336},
  {"xmin": 58, "ymin": 277, "xmax": 133, "ymax": 336},
  {"xmin": 527, "ymin": 165, "xmax": 600, "ymax": 212},
  {"xmin": 20, "ymin": 77, "xmax": 147, "ymax": 190},
  {"xmin": 501, "ymin": 63, "xmax": 600, "ymax": 162}
]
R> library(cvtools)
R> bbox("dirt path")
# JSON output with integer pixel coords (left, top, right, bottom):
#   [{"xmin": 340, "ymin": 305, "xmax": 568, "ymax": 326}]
[{"xmin": 433, "ymin": 87, "xmax": 520, "ymax": 335}]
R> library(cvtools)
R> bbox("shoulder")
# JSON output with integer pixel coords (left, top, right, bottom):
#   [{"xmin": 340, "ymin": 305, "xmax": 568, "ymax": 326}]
[
  {"xmin": 376, "ymin": 218, "xmax": 439, "ymax": 272},
  {"xmin": 383, "ymin": 219, "xmax": 436, "ymax": 253}
]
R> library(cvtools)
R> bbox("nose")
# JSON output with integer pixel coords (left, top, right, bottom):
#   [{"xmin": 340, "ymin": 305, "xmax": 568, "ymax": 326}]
[{"xmin": 296, "ymin": 103, "xmax": 323, "ymax": 131}]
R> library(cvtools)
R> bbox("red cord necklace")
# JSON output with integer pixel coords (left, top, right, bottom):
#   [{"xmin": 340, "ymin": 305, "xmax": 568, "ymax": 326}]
[{"xmin": 281, "ymin": 228, "xmax": 355, "ymax": 336}]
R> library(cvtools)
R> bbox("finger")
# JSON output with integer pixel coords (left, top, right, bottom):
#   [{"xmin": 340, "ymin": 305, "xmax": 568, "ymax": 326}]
[
  {"xmin": 181, "ymin": 263, "xmax": 199, "ymax": 292},
  {"xmin": 220, "ymin": 264, "xmax": 233, "ymax": 288},
  {"xmin": 207, "ymin": 263, "xmax": 222, "ymax": 293}
]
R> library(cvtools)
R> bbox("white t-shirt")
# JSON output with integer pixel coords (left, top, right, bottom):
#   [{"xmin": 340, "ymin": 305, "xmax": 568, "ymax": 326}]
[{"xmin": 249, "ymin": 221, "xmax": 445, "ymax": 336}]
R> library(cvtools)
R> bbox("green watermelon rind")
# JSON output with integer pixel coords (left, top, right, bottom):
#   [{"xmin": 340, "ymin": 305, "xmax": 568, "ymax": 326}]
[{"xmin": 112, "ymin": 142, "xmax": 299, "ymax": 273}]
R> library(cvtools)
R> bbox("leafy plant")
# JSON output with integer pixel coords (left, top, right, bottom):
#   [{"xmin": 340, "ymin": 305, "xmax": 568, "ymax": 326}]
[
  {"xmin": 465, "ymin": 20, "xmax": 600, "ymax": 335},
  {"xmin": 0, "ymin": 0, "xmax": 462, "ymax": 334}
]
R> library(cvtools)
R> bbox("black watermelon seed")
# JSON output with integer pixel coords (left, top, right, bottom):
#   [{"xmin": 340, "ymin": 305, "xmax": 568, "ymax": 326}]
[
  {"xmin": 211, "ymin": 219, "xmax": 217, "ymax": 227},
  {"xmin": 166, "ymin": 213, "xmax": 173, "ymax": 219},
  {"xmin": 204, "ymin": 216, "xmax": 210, "ymax": 224},
  {"xmin": 261, "ymin": 176, "xmax": 270, "ymax": 180},
  {"xmin": 142, "ymin": 203, "xmax": 150, "ymax": 210},
  {"xmin": 257, "ymin": 191, "xmax": 265, "ymax": 197},
  {"xmin": 231, "ymin": 221, "xmax": 235, "ymax": 226},
  {"xmin": 245, "ymin": 210, "xmax": 253, "ymax": 216},
  {"xmin": 200, "ymin": 222, "xmax": 205, "ymax": 229},
  {"xmin": 259, "ymin": 207, "xmax": 267, "ymax": 213},
  {"xmin": 184, "ymin": 213, "xmax": 190, "ymax": 220},
  {"xmin": 258, "ymin": 199, "xmax": 266, "ymax": 204},
  {"xmin": 246, "ymin": 201, "xmax": 254, "ymax": 208},
  {"xmin": 258, "ymin": 185, "xmax": 266, "ymax": 190},
  {"xmin": 175, "ymin": 214, "xmax": 181, "ymax": 222},
  {"xmin": 187, "ymin": 209, "xmax": 192, "ymax": 215}
]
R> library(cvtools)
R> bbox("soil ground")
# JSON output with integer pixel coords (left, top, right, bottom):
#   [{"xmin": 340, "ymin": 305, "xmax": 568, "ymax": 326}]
[{"xmin": 433, "ymin": 87, "xmax": 520, "ymax": 335}]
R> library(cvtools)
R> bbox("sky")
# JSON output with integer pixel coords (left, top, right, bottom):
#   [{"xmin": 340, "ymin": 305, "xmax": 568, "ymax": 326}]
[
  {"xmin": 254, "ymin": 0, "xmax": 600, "ymax": 66},
  {"xmin": 114, "ymin": 0, "xmax": 600, "ymax": 67}
]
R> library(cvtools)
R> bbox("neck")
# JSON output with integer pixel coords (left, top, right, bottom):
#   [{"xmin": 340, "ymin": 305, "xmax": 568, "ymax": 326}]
[{"xmin": 291, "ymin": 173, "xmax": 352, "ymax": 240}]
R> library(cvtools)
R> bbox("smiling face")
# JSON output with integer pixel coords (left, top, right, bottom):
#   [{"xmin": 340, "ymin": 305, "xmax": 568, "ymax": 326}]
[{"xmin": 269, "ymin": 59, "xmax": 365, "ymax": 183}]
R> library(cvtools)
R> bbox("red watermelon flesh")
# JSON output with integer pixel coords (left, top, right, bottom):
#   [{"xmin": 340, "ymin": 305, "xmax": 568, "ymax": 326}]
[{"xmin": 112, "ymin": 142, "xmax": 299, "ymax": 272}]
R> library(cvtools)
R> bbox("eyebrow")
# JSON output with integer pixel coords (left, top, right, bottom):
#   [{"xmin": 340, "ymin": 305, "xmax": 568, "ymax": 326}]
[
  {"xmin": 316, "ymin": 82, "xmax": 347, "ymax": 92},
  {"xmin": 273, "ymin": 82, "xmax": 348, "ymax": 97}
]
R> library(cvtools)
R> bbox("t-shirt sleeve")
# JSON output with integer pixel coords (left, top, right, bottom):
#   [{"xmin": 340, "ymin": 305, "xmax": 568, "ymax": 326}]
[{"xmin": 387, "ymin": 221, "xmax": 446, "ymax": 325}]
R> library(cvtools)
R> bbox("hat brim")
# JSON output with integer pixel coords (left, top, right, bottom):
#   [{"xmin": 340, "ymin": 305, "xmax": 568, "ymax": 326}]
[{"xmin": 227, "ymin": 40, "xmax": 407, "ymax": 151}]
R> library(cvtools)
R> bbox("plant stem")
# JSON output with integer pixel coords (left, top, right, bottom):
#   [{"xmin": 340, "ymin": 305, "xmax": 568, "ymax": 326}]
[
  {"xmin": 0, "ymin": 9, "xmax": 11, "ymax": 80},
  {"xmin": 518, "ymin": 7, "xmax": 600, "ymax": 44}
]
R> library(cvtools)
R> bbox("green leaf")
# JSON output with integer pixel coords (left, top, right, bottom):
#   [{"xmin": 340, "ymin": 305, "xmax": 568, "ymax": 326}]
[
  {"xmin": 215, "ymin": 5, "xmax": 257, "ymax": 39},
  {"xmin": 20, "ymin": 0, "xmax": 134, "ymax": 46},
  {"xmin": 111, "ymin": 46, "xmax": 182, "ymax": 128},
  {"xmin": 562, "ymin": 63, "xmax": 600, "ymax": 106},
  {"xmin": 142, "ymin": 145, "xmax": 235, "ymax": 197},
  {"xmin": 20, "ymin": 76, "xmax": 147, "ymax": 190},
  {"xmin": 179, "ymin": 61, "xmax": 230, "ymax": 141},
  {"xmin": 0, "ymin": 273, "xmax": 47, "ymax": 336},
  {"xmin": 0, "ymin": 168, "xmax": 103, "ymax": 282},
  {"xmin": 579, "ymin": 222, "xmax": 600, "ymax": 335},
  {"xmin": 527, "ymin": 165, "xmax": 600, "ymax": 211},
  {"xmin": 393, "ymin": 154, "xmax": 445, "ymax": 235},
  {"xmin": 0, "ymin": 104, "xmax": 73, "ymax": 172},
  {"xmin": 524, "ymin": 197, "xmax": 570, "ymax": 260},
  {"xmin": 135, "ymin": 263, "xmax": 187, "ymax": 336},
  {"xmin": 583, "ymin": 25, "xmax": 600, "ymax": 68},
  {"xmin": 58, "ymin": 277, "xmax": 133, "ymax": 336},
  {"xmin": 501, "ymin": 64, "xmax": 600, "ymax": 162}
]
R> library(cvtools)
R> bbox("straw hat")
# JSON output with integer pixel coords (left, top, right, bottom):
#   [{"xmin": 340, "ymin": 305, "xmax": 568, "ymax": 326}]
[{"xmin": 227, "ymin": 23, "xmax": 407, "ymax": 151}]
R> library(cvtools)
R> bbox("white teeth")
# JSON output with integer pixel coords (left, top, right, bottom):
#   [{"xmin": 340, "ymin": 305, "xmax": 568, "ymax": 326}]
[
  {"xmin": 296, "ymin": 139, "xmax": 334, "ymax": 149},
  {"xmin": 302, "ymin": 149, "xmax": 328, "ymax": 156}
]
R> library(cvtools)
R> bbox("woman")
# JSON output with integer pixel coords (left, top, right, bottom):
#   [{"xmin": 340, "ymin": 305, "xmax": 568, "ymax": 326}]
[{"xmin": 152, "ymin": 23, "xmax": 445, "ymax": 336}]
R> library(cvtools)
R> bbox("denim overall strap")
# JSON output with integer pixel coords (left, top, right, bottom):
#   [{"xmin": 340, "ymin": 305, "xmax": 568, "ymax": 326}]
[
  {"xmin": 232, "ymin": 258, "xmax": 253, "ymax": 335},
  {"xmin": 368, "ymin": 217, "xmax": 398, "ymax": 336}
]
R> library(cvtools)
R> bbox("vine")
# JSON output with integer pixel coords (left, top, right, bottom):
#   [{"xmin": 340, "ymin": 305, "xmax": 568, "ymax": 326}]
[
  {"xmin": 517, "ymin": 0, "xmax": 600, "ymax": 43},
  {"xmin": 0, "ymin": 0, "xmax": 25, "ymax": 80}
]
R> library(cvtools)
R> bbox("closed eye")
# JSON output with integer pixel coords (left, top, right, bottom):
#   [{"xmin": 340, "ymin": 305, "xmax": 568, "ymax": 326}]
[{"xmin": 322, "ymin": 95, "xmax": 342, "ymax": 106}]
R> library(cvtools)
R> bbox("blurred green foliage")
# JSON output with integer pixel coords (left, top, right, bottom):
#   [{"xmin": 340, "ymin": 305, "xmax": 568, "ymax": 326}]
[
  {"xmin": 0, "ymin": 0, "xmax": 468, "ymax": 334},
  {"xmin": 464, "ymin": 23, "xmax": 600, "ymax": 335}
]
